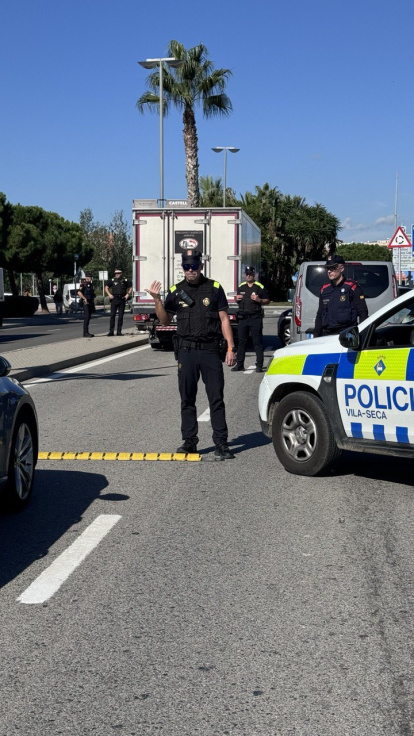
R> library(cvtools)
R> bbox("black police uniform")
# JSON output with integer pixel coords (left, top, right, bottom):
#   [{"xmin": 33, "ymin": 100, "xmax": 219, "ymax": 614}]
[
  {"xmin": 235, "ymin": 279, "xmax": 269, "ymax": 370},
  {"xmin": 79, "ymin": 281, "xmax": 95, "ymax": 336},
  {"xmin": 106, "ymin": 277, "xmax": 132, "ymax": 335},
  {"xmin": 164, "ymin": 274, "xmax": 229, "ymax": 447},
  {"xmin": 314, "ymin": 277, "xmax": 368, "ymax": 337}
]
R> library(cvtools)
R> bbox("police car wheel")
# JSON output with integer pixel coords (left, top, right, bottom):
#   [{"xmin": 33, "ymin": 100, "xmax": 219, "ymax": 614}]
[{"xmin": 272, "ymin": 392, "xmax": 341, "ymax": 476}]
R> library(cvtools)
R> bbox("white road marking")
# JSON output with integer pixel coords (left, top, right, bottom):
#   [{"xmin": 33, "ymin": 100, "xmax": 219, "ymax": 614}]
[
  {"xmin": 17, "ymin": 514, "xmax": 122, "ymax": 604},
  {"xmin": 244, "ymin": 365, "xmax": 256, "ymax": 374},
  {"xmin": 23, "ymin": 344, "xmax": 151, "ymax": 385},
  {"xmin": 198, "ymin": 408, "xmax": 210, "ymax": 422}
]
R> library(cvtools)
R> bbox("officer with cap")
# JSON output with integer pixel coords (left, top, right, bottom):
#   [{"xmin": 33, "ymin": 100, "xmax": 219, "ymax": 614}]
[
  {"xmin": 146, "ymin": 249, "xmax": 237, "ymax": 460},
  {"xmin": 233, "ymin": 266, "xmax": 269, "ymax": 372},
  {"xmin": 105, "ymin": 268, "xmax": 132, "ymax": 336},
  {"xmin": 78, "ymin": 272, "xmax": 96, "ymax": 337},
  {"xmin": 313, "ymin": 255, "xmax": 368, "ymax": 337}
]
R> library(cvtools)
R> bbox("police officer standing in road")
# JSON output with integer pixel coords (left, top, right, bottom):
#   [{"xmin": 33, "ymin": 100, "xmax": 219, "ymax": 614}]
[
  {"xmin": 105, "ymin": 268, "xmax": 132, "ymax": 336},
  {"xmin": 78, "ymin": 272, "xmax": 96, "ymax": 337},
  {"xmin": 146, "ymin": 249, "xmax": 237, "ymax": 460},
  {"xmin": 232, "ymin": 266, "xmax": 269, "ymax": 373},
  {"xmin": 313, "ymin": 255, "xmax": 368, "ymax": 337}
]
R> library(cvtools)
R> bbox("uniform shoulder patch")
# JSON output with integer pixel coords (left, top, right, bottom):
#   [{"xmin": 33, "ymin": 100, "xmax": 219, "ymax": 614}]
[
  {"xmin": 213, "ymin": 281, "xmax": 220, "ymax": 288},
  {"xmin": 239, "ymin": 281, "xmax": 246, "ymax": 287},
  {"xmin": 170, "ymin": 284, "xmax": 177, "ymax": 293},
  {"xmin": 321, "ymin": 283, "xmax": 330, "ymax": 292},
  {"xmin": 254, "ymin": 281, "xmax": 264, "ymax": 288}
]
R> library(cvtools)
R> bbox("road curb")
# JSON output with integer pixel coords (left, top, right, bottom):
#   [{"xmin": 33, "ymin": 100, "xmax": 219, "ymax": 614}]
[{"xmin": 6, "ymin": 334, "xmax": 149, "ymax": 382}]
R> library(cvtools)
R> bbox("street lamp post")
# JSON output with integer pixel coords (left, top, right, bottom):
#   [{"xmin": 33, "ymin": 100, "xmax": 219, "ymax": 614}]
[
  {"xmin": 212, "ymin": 146, "xmax": 240, "ymax": 207},
  {"xmin": 138, "ymin": 57, "xmax": 184, "ymax": 208}
]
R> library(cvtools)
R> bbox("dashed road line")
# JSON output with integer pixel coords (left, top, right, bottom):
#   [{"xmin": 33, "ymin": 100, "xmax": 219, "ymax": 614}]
[
  {"xmin": 38, "ymin": 451, "xmax": 202, "ymax": 462},
  {"xmin": 17, "ymin": 514, "xmax": 122, "ymax": 605}
]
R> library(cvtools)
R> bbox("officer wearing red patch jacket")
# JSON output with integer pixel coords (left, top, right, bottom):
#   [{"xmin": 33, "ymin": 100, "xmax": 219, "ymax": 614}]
[{"xmin": 314, "ymin": 255, "xmax": 368, "ymax": 337}]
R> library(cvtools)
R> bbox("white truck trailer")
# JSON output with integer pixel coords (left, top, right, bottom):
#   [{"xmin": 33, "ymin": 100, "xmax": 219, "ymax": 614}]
[{"xmin": 131, "ymin": 202, "xmax": 261, "ymax": 349}]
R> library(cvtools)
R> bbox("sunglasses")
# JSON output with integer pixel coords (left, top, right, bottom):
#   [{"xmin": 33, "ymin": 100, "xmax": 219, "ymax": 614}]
[{"xmin": 183, "ymin": 263, "xmax": 200, "ymax": 271}]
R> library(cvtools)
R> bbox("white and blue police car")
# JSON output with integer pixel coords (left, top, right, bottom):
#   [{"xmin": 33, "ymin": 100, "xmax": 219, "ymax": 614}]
[{"xmin": 259, "ymin": 289, "xmax": 414, "ymax": 476}]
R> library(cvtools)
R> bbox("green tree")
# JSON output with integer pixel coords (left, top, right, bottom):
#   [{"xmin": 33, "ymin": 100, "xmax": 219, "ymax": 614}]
[
  {"xmin": 338, "ymin": 242, "xmax": 392, "ymax": 261},
  {"xmin": 137, "ymin": 41, "xmax": 232, "ymax": 206},
  {"xmin": 7, "ymin": 205, "xmax": 87, "ymax": 311},
  {"xmin": 240, "ymin": 184, "xmax": 340, "ymax": 299},
  {"xmin": 0, "ymin": 192, "xmax": 19, "ymax": 295},
  {"xmin": 81, "ymin": 209, "xmax": 132, "ymax": 281}
]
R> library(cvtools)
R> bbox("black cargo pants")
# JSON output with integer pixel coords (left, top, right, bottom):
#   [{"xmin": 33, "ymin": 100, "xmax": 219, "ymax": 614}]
[
  {"xmin": 236, "ymin": 314, "xmax": 264, "ymax": 369},
  {"xmin": 109, "ymin": 297, "xmax": 126, "ymax": 334},
  {"xmin": 177, "ymin": 346, "xmax": 228, "ymax": 446}
]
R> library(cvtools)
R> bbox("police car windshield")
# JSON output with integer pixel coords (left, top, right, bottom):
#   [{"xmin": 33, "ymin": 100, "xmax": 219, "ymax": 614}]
[{"xmin": 305, "ymin": 264, "xmax": 390, "ymax": 298}]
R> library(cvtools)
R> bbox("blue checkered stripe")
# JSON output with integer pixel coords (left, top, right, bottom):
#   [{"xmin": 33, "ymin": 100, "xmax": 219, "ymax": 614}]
[{"xmin": 349, "ymin": 423, "xmax": 410, "ymax": 443}]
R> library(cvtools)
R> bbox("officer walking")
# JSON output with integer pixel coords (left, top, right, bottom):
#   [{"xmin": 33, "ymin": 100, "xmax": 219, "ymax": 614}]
[
  {"xmin": 105, "ymin": 268, "xmax": 132, "ymax": 336},
  {"xmin": 313, "ymin": 255, "xmax": 368, "ymax": 337},
  {"xmin": 78, "ymin": 272, "xmax": 96, "ymax": 337},
  {"xmin": 232, "ymin": 266, "xmax": 269, "ymax": 372},
  {"xmin": 146, "ymin": 249, "xmax": 237, "ymax": 460}
]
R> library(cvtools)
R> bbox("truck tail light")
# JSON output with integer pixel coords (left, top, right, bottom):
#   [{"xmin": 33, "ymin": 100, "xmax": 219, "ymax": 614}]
[
  {"xmin": 295, "ymin": 275, "xmax": 302, "ymax": 326},
  {"xmin": 133, "ymin": 314, "xmax": 149, "ymax": 322}
]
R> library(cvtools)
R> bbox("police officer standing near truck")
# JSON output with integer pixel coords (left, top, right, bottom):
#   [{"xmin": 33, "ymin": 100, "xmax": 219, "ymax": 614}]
[
  {"xmin": 105, "ymin": 268, "xmax": 132, "ymax": 336},
  {"xmin": 146, "ymin": 249, "xmax": 237, "ymax": 460},
  {"xmin": 232, "ymin": 266, "xmax": 269, "ymax": 372},
  {"xmin": 313, "ymin": 255, "xmax": 368, "ymax": 337},
  {"xmin": 78, "ymin": 272, "xmax": 96, "ymax": 337}
]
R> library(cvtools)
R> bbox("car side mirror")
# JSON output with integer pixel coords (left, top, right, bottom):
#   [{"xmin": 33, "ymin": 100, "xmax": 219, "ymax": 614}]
[
  {"xmin": 339, "ymin": 326, "xmax": 360, "ymax": 350},
  {"xmin": 286, "ymin": 288, "xmax": 294, "ymax": 303},
  {"xmin": 0, "ymin": 356, "xmax": 11, "ymax": 377}
]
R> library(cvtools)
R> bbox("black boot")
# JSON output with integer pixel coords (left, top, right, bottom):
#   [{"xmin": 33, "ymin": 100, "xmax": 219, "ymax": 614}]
[{"xmin": 177, "ymin": 439, "xmax": 198, "ymax": 453}]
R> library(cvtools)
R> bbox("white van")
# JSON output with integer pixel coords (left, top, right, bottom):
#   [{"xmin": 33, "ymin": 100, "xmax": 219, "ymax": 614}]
[
  {"xmin": 278, "ymin": 261, "xmax": 398, "ymax": 345},
  {"xmin": 63, "ymin": 283, "xmax": 83, "ymax": 313}
]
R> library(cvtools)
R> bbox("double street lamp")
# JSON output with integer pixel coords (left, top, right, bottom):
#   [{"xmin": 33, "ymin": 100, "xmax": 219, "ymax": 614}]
[
  {"xmin": 138, "ymin": 57, "xmax": 184, "ymax": 208},
  {"xmin": 212, "ymin": 146, "xmax": 240, "ymax": 207}
]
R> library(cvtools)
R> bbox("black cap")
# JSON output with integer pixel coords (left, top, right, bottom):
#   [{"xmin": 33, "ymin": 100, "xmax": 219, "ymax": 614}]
[
  {"xmin": 182, "ymin": 249, "xmax": 202, "ymax": 265},
  {"xmin": 245, "ymin": 265, "xmax": 255, "ymax": 274},
  {"xmin": 324, "ymin": 255, "xmax": 345, "ymax": 268},
  {"xmin": 85, "ymin": 271, "xmax": 92, "ymax": 277}
]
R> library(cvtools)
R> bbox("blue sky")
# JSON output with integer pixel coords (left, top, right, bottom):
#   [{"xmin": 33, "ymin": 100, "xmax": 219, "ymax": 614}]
[{"xmin": 2, "ymin": 0, "xmax": 414, "ymax": 243}]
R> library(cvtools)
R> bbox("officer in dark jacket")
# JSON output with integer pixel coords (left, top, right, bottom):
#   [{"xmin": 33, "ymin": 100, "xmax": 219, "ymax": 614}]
[
  {"xmin": 78, "ymin": 272, "xmax": 96, "ymax": 337},
  {"xmin": 313, "ymin": 255, "xmax": 368, "ymax": 337},
  {"xmin": 233, "ymin": 266, "xmax": 269, "ymax": 372},
  {"xmin": 105, "ymin": 268, "xmax": 132, "ymax": 336},
  {"xmin": 146, "ymin": 250, "xmax": 237, "ymax": 460}
]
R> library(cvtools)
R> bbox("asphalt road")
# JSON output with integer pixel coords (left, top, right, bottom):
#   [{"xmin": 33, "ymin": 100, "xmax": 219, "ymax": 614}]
[
  {"xmin": 0, "ymin": 309, "xmax": 137, "ymax": 351},
  {"xmin": 1, "ymin": 317, "xmax": 414, "ymax": 735}
]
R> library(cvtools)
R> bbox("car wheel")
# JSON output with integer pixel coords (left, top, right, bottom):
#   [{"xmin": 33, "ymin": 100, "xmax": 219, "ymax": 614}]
[
  {"xmin": 279, "ymin": 318, "xmax": 291, "ymax": 346},
  {"xmin": 272, "ymin": 392, "xmax": 342, "ymax": 476},
  {"xmin": 5, "ymin": 416, "xmax": 36, "ymax": 510}
]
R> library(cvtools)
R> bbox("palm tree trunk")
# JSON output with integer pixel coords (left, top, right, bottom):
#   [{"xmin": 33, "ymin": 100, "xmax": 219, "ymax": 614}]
[{"xmin": 183, "ymin": 106, "xmax": 200, "ymax": 207}]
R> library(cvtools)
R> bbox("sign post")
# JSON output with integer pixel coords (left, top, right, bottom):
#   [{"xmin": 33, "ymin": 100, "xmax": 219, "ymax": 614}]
[{"xmin": 388, "ymin": 227, "xmax": 413, "ymax": 285}]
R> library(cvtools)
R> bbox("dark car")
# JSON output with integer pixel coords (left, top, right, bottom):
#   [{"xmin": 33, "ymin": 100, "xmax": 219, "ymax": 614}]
[{"xmin": 0, "ymin": 356, "xmax": 38, "ymax": 511}]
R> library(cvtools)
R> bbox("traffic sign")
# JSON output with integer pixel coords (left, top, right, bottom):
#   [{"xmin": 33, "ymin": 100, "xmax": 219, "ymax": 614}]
[{"xmin": 388, "ymin": 226, "xmax": 412, "ymax": 248}]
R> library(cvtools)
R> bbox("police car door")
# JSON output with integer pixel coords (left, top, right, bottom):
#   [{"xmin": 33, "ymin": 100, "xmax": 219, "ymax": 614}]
[{"xmin": 336, "ymin": 299, "xmax": 414, "ymax": 444}]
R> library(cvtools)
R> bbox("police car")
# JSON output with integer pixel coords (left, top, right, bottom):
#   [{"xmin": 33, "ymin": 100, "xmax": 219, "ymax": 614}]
[{"xmin": 259, "ymin": 289, "xmax": 414, "ymax": 476}]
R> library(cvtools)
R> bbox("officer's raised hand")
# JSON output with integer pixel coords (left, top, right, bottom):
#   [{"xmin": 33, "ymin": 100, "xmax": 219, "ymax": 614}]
[{"xmin": 145, "ymin": 281, "xmax": 162, "ymax": 302}]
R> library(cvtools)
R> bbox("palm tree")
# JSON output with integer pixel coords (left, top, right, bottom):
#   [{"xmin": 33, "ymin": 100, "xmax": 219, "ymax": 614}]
[{"xmin": 137, "ymin": 41, "xmax": 233, "ymax": 206}]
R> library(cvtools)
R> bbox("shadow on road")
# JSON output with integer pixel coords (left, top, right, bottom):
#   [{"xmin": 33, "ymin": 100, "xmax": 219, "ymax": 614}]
[{"xmin": 0, "ymin": 468, "xmax": 127, "ymax": 590}]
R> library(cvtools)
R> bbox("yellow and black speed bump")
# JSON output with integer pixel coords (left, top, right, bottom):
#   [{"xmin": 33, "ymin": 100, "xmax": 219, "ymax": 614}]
[{"xmin": 38, "ymin": 451, "xmax": 202, "ymax": 462}]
